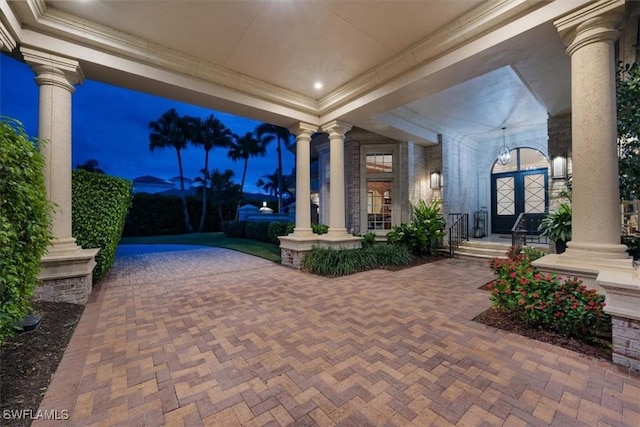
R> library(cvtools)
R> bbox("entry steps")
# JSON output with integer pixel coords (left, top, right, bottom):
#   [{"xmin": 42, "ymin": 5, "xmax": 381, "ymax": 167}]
[{"xmin": 451, "ymin": 239, "xmax": 548, "ymax": 261}]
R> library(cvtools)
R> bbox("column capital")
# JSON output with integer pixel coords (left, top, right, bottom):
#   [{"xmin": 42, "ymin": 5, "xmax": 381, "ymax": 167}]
[
  {"xmin": 288, "ymin": 122, "xmax": 318, "ymax": 139},
  {"xmin": 321, "ymin": 120, "xmax": 352, "ymax": 138},
  {"xmin": 554, "ymin": 0, "xmax": 624, "ymax": 55},
  {"xmin": 21, "ymin": 47, "xmax": 84, "ymax": 92},
  {"xmin": 0, "ymin": 20, "xmax": 16, "ymax": 52}
]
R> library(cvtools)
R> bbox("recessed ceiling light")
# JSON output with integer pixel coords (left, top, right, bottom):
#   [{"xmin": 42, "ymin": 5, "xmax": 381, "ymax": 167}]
[{"xmin": 314, "ymin": 82, "xmax": 323, "ymax": 90}]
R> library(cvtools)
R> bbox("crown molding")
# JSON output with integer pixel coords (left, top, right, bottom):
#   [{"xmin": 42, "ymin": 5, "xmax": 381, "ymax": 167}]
[
  {"xmin": 15, "ymin": 0, "xmax": 319, "ymax": 115},
  {"xmin": 317, "ymin": 0, "xmax": 544, "ymax": 114}
]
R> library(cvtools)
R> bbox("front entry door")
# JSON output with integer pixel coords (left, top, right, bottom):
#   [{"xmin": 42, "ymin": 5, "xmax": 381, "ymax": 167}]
[{"xmin": 491, "ymin": 168, "xmax": 548, "ymax": 234}]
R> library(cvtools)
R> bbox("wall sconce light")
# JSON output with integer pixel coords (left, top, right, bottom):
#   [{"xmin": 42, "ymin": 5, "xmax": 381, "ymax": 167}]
[
  {"xmin": 551, "ymin": 156, "xmax": 567, "ymax": 179},
  {"xmin": 430, "ymin": 172, "xmax": 442, "ymax": 189}
]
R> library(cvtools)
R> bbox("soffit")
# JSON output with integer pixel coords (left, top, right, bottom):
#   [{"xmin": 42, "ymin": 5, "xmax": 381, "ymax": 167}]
[{"xmin": 44, "ymin": 0, "xmax": 483, "ymax": 99}]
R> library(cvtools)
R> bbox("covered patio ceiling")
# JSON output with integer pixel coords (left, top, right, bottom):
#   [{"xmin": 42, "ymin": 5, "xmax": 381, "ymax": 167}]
[{"xmin": 3, "ymin": 0, "xmax": 578, "ymax": 146}]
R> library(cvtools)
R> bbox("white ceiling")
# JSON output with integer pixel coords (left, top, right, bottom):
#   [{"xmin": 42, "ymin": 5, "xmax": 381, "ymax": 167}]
[{"xmin": 4, "ymin": 0, "xmax": 577, "ymax": 148}]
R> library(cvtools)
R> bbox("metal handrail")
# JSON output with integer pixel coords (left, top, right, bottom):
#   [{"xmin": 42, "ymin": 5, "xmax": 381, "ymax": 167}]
[
  {"xmin": 448, "ymin": 213, "xmax": 469, "ymax": 258},
  {"xmin": 511, "ymin": 212, "xmax": 548, "ymax": 247}
]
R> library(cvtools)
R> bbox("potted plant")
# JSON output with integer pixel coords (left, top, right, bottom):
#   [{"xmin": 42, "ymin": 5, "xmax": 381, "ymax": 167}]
[{"xmin": 538, "ymin": 203, "xmax": 572, "ymax": 254}]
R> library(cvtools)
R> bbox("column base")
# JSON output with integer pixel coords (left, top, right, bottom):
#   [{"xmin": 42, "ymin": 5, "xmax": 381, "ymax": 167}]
[
  {"xmin": 48, "ymin": 237, "xmax": 84, "ymax": 256},
  {"xmin": 278, "ymin": 234, "xmax": 363, "ymax": 269},
  {"xmin": 597, "ymin": 270, "xmax": 640, "ymax": 372},
  {"xmin": 532, "ymin": 244, "xmax": 634, "ymax": 293},
  {"xmin": 35, "ymin": 246, "xmax": 100, "ymax": 305}
]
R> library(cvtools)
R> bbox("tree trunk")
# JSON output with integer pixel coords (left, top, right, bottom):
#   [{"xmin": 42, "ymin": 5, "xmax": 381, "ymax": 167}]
[
  {"xmin": 176, "ymin": 149, "xmax": 193, "ymax": 233},
  {"xmin": 235, "ymin": 158, "xmax": 249, "ymax": 220},
  {"xmin": 198, "ymin": 151, "xmax": 209, "ymax": 232},
  {"xmin": 277, "ymin": 138, "xmax": 283, "ymax": 212}
]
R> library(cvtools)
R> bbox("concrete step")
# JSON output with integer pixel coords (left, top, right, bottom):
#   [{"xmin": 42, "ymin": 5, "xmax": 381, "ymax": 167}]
[
  {"xmin": 455, "ymin": 245, "xmax": 509, "ymax": 259},
  {"xmin": 448, "ymin": 238, "xmax": 549, "ymax": 261}
]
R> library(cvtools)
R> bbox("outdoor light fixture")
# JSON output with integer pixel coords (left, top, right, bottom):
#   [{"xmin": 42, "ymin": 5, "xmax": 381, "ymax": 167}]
[
  {"xmin": 551, "ymin": 156, "xmax": 567, "ymax": 179},
  {"xmin": 430, "ymin": 172, "xmax": 442, "ymax": 189},
  {"xmin": 497, "ymin": 127, "xmax": 511, "ymax": 165}
]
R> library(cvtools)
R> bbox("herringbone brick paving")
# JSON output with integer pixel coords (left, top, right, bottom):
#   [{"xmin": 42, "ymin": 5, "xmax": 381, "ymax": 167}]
[{"xmin": 35, "ymin": 246, "xmax": 640, "ymax": 426}]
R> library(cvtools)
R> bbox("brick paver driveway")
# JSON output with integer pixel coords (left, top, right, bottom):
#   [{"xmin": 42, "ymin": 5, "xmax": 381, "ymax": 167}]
[{"xmin": 36, "ymin": 246, "xmax": 640, "ymax": 426}]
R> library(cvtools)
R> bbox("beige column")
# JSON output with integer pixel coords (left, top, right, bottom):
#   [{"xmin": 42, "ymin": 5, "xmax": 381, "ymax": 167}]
[
  {"xmin": 21, "ymin": 48, "xmax": 98, "ymax": 290},
  {"xmin": 289, "ymin": 123, "xmax": 318, "ymax": 237},
  {"xmin": 535, "ymin": 0, "xmax": 633, "ymax": 279},
  {"xmin": 23, "ymin": 48, "xmax": 85, "ymax": 255},
  {"xmin": 321, "ymin": 121, "xmax": 352, "ymax": 237}
]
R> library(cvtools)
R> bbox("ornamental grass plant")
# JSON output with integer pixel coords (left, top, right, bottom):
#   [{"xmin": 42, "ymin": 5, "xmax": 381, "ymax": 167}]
[
  {"xmin": 488, "ymin": 246, "xmax": 610, "ymax": 342},
  {"xmin": 301, "ymin": 244, "xmax": 413, "ymax": 277}
]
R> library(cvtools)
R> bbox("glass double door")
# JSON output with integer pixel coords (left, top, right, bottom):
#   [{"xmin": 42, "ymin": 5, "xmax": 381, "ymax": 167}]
[{"xmin": 491, "ymin": 168, "xmax": 548, "ymax": 234}]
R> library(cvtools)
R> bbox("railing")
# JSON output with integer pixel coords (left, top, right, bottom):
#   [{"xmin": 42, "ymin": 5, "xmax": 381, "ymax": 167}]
[
  {"xmin": 511, "ymin": 212, "xmax": 548, "ymax": 247},
  {"xmin": 448, "ymin": 213, "xmax": 469, "ymax": 258}
]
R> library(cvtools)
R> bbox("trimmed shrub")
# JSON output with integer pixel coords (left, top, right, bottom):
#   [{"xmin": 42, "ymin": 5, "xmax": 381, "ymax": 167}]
[
  {"xmin": 488, "ymin": 246, "xmax": 610, "ymax": 342},
  {"xmin": 386, "ymin": 200, "xmax": 445, "ymax": 256},
  {"xmin": 360, "ymin": 232, "xmax": 377, "ymax": 249},
  {"xmin": 267, "ymin": 221, "xmax": 295, "ymax": 244},
  {"xmin": 622, "ymin": 235, "xmax": 640, "ymax": 260},
  {"xmin": 301, "ymin": 244, "xmax": 412, "ymax": 277},
  {"xmin": 72, "ymin": 169, "xmax": 132, "ymax": 282},
  {"xmin": 245, "ymin": 220, "xmax": 270, "ymax": 242},
  {"xmin": 0, "ymin": 119, "xmax": 53, "ymax": 344},
  {"xmin": 223, "ymin": 220, "xmax": 247, "ymax": 237},
  {"xmin": 311, "ymin": 223, "xmax": 329, "ymax": 235}
]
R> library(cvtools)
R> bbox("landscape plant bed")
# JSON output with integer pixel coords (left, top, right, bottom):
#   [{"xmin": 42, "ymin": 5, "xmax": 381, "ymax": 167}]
[
  {"xmin": 473, "ymin": 294, "xmax": 612, "ymax": 362},
  {"xmin": 0, "ymin": 301, "xmax": 84, "ymax": 427}
]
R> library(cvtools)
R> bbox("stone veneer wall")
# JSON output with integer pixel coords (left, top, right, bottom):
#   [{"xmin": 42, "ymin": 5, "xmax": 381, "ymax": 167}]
[
  {"xmin": 612, "ymin": 316, "xmax": 640, "ymax": 371},
  {"xmin": 548, "ymin": 113, "xmax": 573, "ymax": 212},
  {"xmin": 424, "ymin": 143, "xmax": 443, "ymax": 203},
  {"xmin": 33, "ymin": 274, "xmax": 93, "ymax": 305},
  {"xmin": 345, "ymin": 137, "xmax": 361, "ymax": 234},
  {"xmin": 398, "ymin": 142, "xmax": 411, "ymax": 224},
  {"xmin": 344, "ymin": 128, "xmax": 409, "ymax": 234},
  {"xmin": 281, "ymin": 248, "xmax": 306, "ymax": 269}
]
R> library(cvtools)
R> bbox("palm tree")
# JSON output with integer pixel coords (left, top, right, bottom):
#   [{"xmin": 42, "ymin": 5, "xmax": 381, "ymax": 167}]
[
  {"xmin": 259, "ymin": 170, "xmax": 279, "ymax": 197},
  {"xmin": 256, "ymin": 123, "xmax": 292, "ymax": 212},
  {"xmin": 227, "ymin": 131, "xmax": 267, "ymax": 218},
  {"xmin": 208, "ymin": 168, "xmax": 241, "ymax": 225},
  {"xmin": 188, "ymin": 115, "xmax": 232, "ymax": 232},
  {"xmin": 149, "ymin": 108, "xmax": 193, "ymax": 233}
]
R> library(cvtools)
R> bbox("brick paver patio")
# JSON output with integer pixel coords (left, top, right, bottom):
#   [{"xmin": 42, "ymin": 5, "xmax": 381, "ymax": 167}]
[{"xmin": 35, "ymin": 247, "xmax": 640, "ymax": 426}]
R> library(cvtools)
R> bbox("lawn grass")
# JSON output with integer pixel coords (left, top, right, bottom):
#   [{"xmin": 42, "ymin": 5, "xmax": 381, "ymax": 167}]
[{"xmin": 119, "ymin": 232, "xmax": 281, "ymax": 262}]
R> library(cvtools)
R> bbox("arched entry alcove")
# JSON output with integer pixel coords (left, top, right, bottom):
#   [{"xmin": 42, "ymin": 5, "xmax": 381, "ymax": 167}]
[{"xmin": 490, "ymin": 148, "xmax": 548, "ymax": 234}]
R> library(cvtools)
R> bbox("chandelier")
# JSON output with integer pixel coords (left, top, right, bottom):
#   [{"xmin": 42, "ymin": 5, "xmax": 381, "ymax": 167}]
[{"xmin": 497, "ymin": 127, "xmax": 511, "ymax": 165}]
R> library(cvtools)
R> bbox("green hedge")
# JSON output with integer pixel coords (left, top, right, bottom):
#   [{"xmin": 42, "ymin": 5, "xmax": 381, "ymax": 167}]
[
  {"xmin": 72, "ymin": 169, "xmax": 132, "ymax": 282},
  {"xmin": 124, "ymin": 193, "xmax": 188, "ymax": 236},
  {"xmin": 0, "ymin": 119, "xmax": 53, "ymax": 344},
  {"xmin": 245, "ymin": 221, "xmax": 270, "ymax": 242},
  {"xmin": 267, "ymin": 222, "xmax": 295, "ymax": 244},
  {"xmin": 222, "ymin": 220, "xmax": 247, "ymax": 237},
  {"xmin": 123, "ymin": 192, "xmax": 234, "ymax": 236}
]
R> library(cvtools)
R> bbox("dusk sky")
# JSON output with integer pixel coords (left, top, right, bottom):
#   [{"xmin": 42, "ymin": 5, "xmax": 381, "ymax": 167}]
[{"xmin": 0, "ymin": 54, "xmax": 294, "ymax": 194}]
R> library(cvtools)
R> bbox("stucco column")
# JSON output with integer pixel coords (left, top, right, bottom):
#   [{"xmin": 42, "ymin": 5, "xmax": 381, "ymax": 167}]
[
  {"xmin": 321, "ymin": 121, "xmax": 352, "ymax": 236},
  {"xmin": 537, "ymin": 0, "xmax": 632, "ymax": 273},
  {"xmin": 23, "ymin": 48, "xmax": 84, "ymax": 255},
  {"xmin": 289, "ymin": 123, "xmax": 317, "ymax": 237}
]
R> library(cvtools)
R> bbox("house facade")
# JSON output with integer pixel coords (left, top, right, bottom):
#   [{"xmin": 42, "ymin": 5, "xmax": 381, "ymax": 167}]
[{"xmin": 2, "ymin": 0, "xmax": 640, "ymax": 369}]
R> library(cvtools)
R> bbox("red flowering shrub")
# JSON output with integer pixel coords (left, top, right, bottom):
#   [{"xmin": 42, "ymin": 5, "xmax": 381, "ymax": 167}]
[{"xmin": 487, "ymin": 246, "xmax": 609, "ymax": 342}]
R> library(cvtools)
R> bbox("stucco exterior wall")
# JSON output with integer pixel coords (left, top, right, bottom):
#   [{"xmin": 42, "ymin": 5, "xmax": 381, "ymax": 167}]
[{"xmin": 442, "ymin": 136, "xmax": 479, "ymax": 223}]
